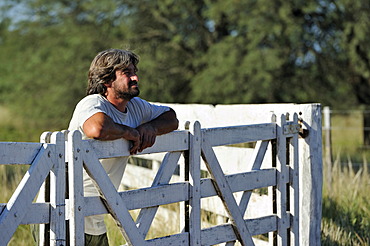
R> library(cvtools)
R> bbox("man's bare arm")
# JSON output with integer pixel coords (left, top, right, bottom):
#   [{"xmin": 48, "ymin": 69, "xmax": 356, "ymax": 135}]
[
  {"xmin": 135, "ymin": 109, "xmax": 179, "ymax": 153},
  {"xmin": 83, "ymin": 112, "xmax": 141, "ymax": 153},
  {"xmin": 82, "ymin": 109, "xmax": 178, "ymax": 154}
]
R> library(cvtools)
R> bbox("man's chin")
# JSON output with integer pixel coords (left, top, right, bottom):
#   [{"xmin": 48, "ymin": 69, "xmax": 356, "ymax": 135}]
[{"xmin": 128, "ymin": 90, "xmax": 140, "ymax": 100}]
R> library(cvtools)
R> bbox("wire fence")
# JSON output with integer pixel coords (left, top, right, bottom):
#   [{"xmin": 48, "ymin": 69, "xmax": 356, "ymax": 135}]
[{"xmin": 323, "ymin": 107, "xmax": 370, "ymax": 171}]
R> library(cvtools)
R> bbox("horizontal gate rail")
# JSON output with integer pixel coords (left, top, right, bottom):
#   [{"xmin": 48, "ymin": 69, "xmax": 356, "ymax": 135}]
[{"xmin": 0, "ymin": 142, "xmax": 43, "ymax": 165}]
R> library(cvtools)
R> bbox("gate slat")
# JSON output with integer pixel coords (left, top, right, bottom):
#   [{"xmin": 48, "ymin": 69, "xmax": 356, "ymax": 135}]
[
  {"xmin": 290, "ymin": 114, "xmax": 300, "ymax": 245},
  {"xmin": 201, "ymin": 215, "xmax": 277, "ymax": 246},
  {"xmin": 87, "ymin": 131, "xmax": 189, "ymax": 159},
  {"xmin": 81, "ymin": 182, "xmax": 189, "ymax": 218},
  {"xmin": 188, "ymin": 121, "xmax": 202, "ymax": 246},
  {"xmin": 200, "ymin": 168, "xmax": 276, "ymax": 198},
  {"xmin": 224, "ymin": 140, "xmax": 270, "ymax": 246},
  {"xmin": 0, "ymin": 144, "xmax": 54, "ymax": 243},
  {"xmin": 146, "ymin": 232, "xmax": 189, "ymax": 246},
  {"xmin": 276, "ymin": 115, "xmax": 289, "ymax": 245},
  {"xmin": 67, "ymin": 131, "xmax": 85, "ymax": 246},
  {"xmin": 82, "ymin": 141, "xmax": 147, "ymax": 246},
  {"xmin": 135, "ymin": 151, "xmax": 182, "ymax": 238},
  {"xmin": 0, "ymin": 142, "xmax": 43, "ymax": 165},
  {"xmin": 49, "ymin": 132, "xmax": 66, "ymax": 246},
  {"xmin": 201, "ymin": 143, "xmax": 255, "ymax": 245},
  {"xmin": 0, "ymin": 203, "xmax": 49, "ymax": 224},
  {"xmin": 202, "ymin": 123, "xmax": 276, "ymax": 147}
]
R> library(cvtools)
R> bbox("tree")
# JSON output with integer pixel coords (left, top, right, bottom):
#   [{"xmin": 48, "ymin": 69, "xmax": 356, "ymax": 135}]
[
  {"xmin": 1, "ymin": 0, "xmax": 370, "ymax": 142},
  {"xmin": 0, "ymin": 0, "xmax": 133, "ymax": 139},
  {"xmin": 333, "ymin": 0, "xmax": 370, "ymax": 105},
  {"xmin": 189, "ymin": 0, "xmax": 358, "ymax": 105}
]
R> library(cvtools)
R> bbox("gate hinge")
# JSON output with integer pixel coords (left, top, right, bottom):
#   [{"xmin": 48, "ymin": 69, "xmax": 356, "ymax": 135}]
[{"xmin": 283, "ymin": 123, "xmax": 300, "ymax": 135}]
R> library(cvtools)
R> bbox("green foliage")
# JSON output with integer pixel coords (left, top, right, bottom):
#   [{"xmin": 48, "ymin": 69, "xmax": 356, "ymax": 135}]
[{"xmin": 0, "ymin": 0, "xmax": 369, "ymax": 141}]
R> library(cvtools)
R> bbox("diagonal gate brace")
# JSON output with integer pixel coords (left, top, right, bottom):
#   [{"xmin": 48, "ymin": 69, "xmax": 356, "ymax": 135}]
[
  {"xmin": 201, "ymin": 142, "xmax": 255, "ymax": 246},
  {"xmin": 83, "ymin": 142, "xmax": 147, "ymax": 246}
]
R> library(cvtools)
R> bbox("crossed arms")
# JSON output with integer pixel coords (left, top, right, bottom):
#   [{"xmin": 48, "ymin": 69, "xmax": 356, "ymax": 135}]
[{"xmin": 82, "ymin": 109, "xmax": 179, "ymax": 155}]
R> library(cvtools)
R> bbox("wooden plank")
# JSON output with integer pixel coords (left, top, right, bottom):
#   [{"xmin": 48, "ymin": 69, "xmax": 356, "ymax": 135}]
[
  {"xmin": 133, "ymin": 146, "xmax": 258, "ymax": 173},
  {"xmin": 83, "ymin": 177, "xmax": 273, "ymax": 220},
  {"xmin": 290, "ymin": 114, "xmax": 300, "ymax": 245},
  {"xmin": 135, "ymin": 152, "xmax": 182, "ymax": 238},
  {"xmin": 201, "ymin": 143, "xmax": 254, "ymax": 245},
  {"xmin": 188, "ymin": 121, "xmax": 201, "ymax": 246},
  {"xmin": 82, "ymin": 182, "xmax": 189, "ymax": 217},
  {"xmin": 67, "ymin": 131, "xmax": 85, "ymax": 246},
  {"xmin": 200, "ymin": 215, "xmax": 277, "ymax": 245},
  {"xmin": 224, "ymin": 140, "xmax": 270, "ymax": 246},
  {"xmin": 49, "ymin": 132, "xmax": 66, "ymax": 246},
  {"xmin": 0, "ymin": 142, "xmax": 43, "ymax": 165},
  {"xmin": 238, "ymin": 140, "xmax": 270, "ymax": 213},
  {"xmin": 87, "ymin": 130, "xmax": 189, "ymax": 159},
  {"xmin": 201, "ymin": 193, "xmax": 271, "ymax": 219},
  {"xmin": 248, "ymin": 140, "xmax": 269, "ymax": 170},
  {"xmin": 297, "ymin": 104, "xmax": 322, "ymax": 245},
  {"xmin": 201, "ymin": 123, "xmax": 276, "ymax": 147},
  {"xmin": 38, "ymin": 131, "xmax": 53, "ymax": 246},
  {"xmin": 146, "ymin": 232, "xmax": 189, "ymax": 246},
  {"xmin": 276, "ymin": 115, "xmax": 289, "ymax": 245},
  {"xmin": 82, "ymin": 141, "xmax": 147, "ymax": 246},
  {"xmin": 121, "ymin": 164, "xmax": 182, "ymax": 190},
  {"xmin": 0, "ymin": 203, "xmax": 50, "ymax": 224},
  {"xmin": 0, "ymin": 144, "xmax": 54, "ymax": 244},
  {"xmin": 200, "ymin": 168, "xmax": 276, "ymax": 198}
]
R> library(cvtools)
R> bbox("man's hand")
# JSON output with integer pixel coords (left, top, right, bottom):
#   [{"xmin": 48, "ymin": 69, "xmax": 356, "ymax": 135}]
[
  {"xmin": 122, "ymin": 127, "xmax": 141, "ymax": 155},
  {"xmin": 83, "ymin": 112, "xmax": 141, "ymax": 154},
  {"xmin": 83, "ymin": 109, "xmax": 178, "ymax": 155},
  {"xmin": 133, "ymin": 109, "xmax": 178, "ymax": 154},
  {"xmin": 135, "ymin": 124, "xmax": 157, "ymax": 153}
]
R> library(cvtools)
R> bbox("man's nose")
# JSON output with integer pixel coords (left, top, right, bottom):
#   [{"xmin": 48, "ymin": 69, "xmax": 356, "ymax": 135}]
[{"xmin": 130, "ymin": 75, "xmax": 139, "ymax": 81}]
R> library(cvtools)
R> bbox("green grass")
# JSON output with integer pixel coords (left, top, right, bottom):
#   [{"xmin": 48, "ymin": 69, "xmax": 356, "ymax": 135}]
[
  {"xmin": 321, "ymin": 157, "xmax": 370, "ymax": 245},
  {"xmin": 0, "ymin": 165, "xmax": 35, "ymax": 246},
  {"xmin": 329, "ymin": 110, "xmax": 370, "ymax": 164},
  {"xmin": 322, "ymin": 110, "xmax": 370, "ymax": 245}
]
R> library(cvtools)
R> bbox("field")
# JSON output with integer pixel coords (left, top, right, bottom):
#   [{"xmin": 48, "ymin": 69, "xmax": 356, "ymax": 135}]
[
  {"xmin": 0, "ymin": 110, "xmax": 369, "ymax": 245},
  {"xmin": 321, "ymin": 110, "xmax": 370, "ymax": 245}
]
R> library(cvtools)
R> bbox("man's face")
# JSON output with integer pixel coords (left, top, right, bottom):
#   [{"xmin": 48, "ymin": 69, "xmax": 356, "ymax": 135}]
[{"xmin": 111, "ymin": 63, "xmax": 140, "ymax": 100}]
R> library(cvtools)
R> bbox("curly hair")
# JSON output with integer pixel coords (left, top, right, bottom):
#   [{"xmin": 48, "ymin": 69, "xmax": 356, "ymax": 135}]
[{"xmin": 86, "ymin": 49, "xmax": 139, "ymax": 95}]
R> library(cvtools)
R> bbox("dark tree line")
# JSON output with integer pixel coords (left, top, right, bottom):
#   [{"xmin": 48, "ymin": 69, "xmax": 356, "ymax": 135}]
[{"xmin": 0, "ymin": 0, "xmax": 369, "ymax": 140}]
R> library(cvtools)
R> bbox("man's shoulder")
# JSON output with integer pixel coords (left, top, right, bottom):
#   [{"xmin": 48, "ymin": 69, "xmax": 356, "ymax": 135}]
[
  {"xmin": 77, "ymin": 94, "xmax": 106, "ymax": 106},
  {"xmin": 128, "ymin": 97, "xmax": 149, "ymax": 107}
]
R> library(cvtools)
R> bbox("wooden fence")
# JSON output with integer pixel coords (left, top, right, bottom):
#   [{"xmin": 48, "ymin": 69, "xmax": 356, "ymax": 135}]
[{"xmin": 0, "ymin": 103, "xmax": 322, "ymax": 246}]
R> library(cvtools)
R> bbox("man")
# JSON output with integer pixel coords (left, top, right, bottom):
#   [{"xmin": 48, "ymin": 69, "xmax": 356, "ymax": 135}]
[{"xmin": 68, "ymin": 48, "xmax": 179, "ymax": 245}]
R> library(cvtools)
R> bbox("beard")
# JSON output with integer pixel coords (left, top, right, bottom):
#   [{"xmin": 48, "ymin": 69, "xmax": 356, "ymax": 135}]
[{"xmin": 114, "ymin": 85, "xmax": 140, "ymax": 100}]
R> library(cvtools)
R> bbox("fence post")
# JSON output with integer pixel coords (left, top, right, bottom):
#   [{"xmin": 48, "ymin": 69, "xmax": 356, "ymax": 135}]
[
  {"xmin": 290, "ymin": 113, "xmax": 300, "ymax": 245},
  {"xmin": 188, "ymin": 121, "xmax": 201, "ymax": 246},
  {"xmin": 67, "ymin": 131, "xmax": 85, "ymax": 246},
  {"xmin": 269, "ymin": 113, "xmax": 277, "ymax": 245},
  {"xmin": 323, "ymin": 106, "xmax": 332, "ymax": 188},
  {"xmin": 49, "ymin": 132, "xmax": 66, "ymax": 246},
  {"xmin": 298, "ymin": 104, "xmax": 322, "ymax": 246},
  {"xmin": 276, "ymin": 114, "xmax": 289, "ymax": 245},
  {"xmin": 180, "ymin": 121, "xmax": 190, "ymax": 233},
  {"xmin": 39, "ymin": 131, "xmax": 52, "ymax": 246}
]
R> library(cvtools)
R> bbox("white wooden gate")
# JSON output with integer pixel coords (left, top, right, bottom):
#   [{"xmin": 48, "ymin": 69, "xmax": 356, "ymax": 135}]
[
  {"xmin": 0, "ymin": 104, "xmax": 322, "ymax": 246},
  {"xmin": 0, "ymin": 132, "xmax": 66, "ymax": 246}
]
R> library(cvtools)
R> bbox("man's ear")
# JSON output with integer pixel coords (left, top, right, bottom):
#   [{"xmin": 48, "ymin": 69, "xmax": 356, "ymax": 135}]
[{"xmin": 105, "ymin": 70, "xmax": 117, "ymax": 88}]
